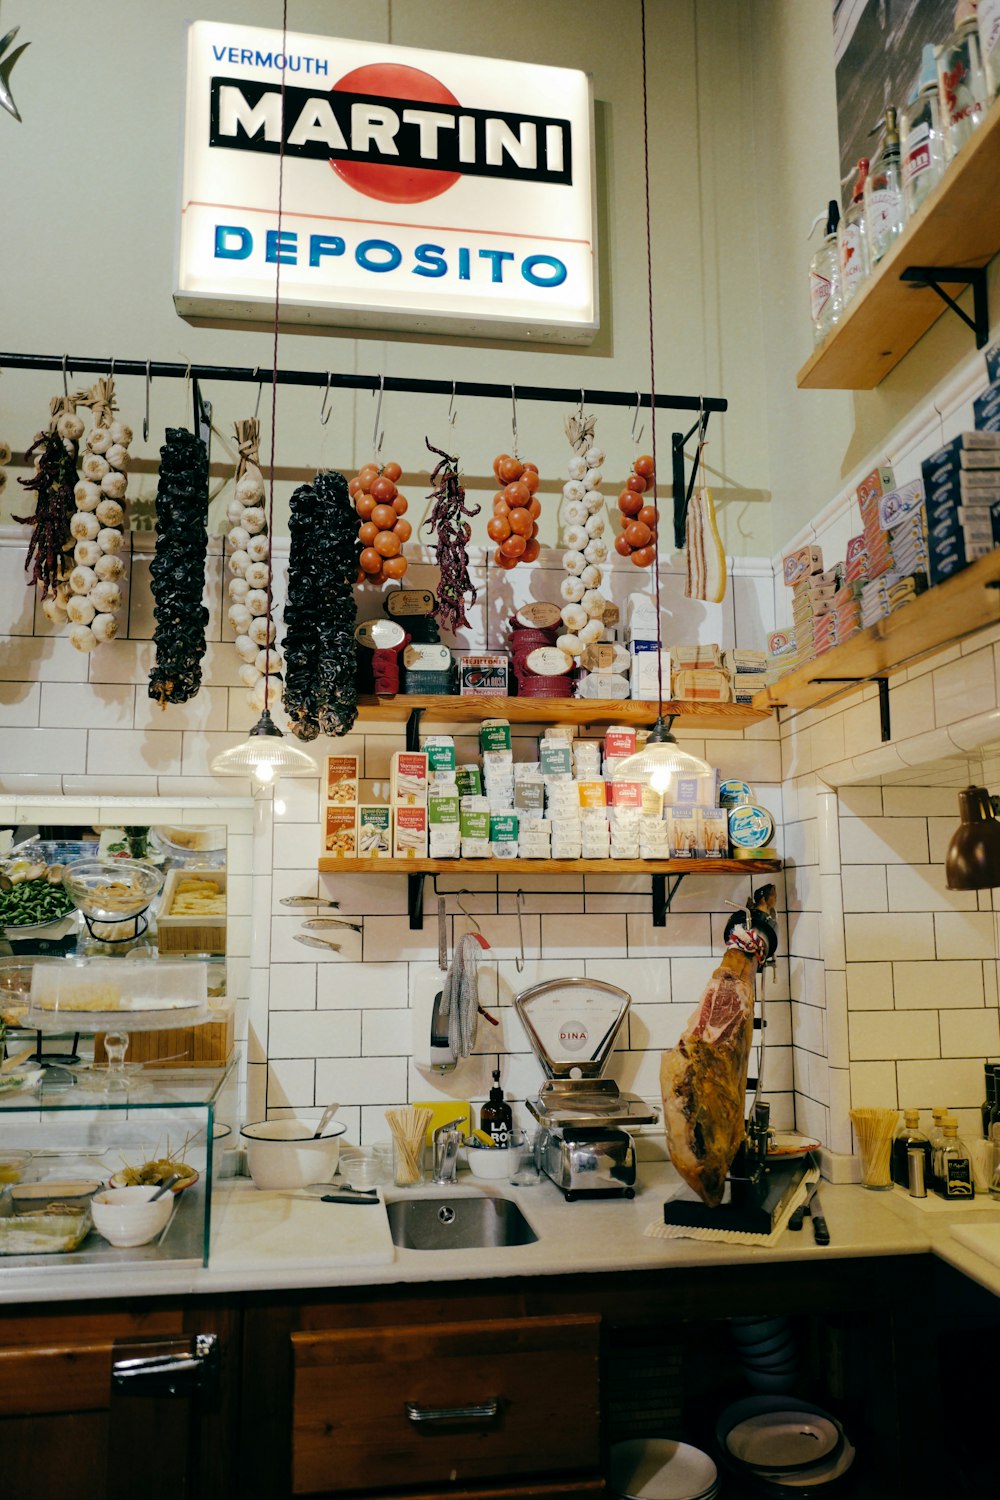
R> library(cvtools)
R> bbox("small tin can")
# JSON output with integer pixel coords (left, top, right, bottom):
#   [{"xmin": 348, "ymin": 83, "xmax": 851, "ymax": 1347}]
[{"xmin": 907, "ymin": 1145, "xmax": 927, "ymax": 1198}]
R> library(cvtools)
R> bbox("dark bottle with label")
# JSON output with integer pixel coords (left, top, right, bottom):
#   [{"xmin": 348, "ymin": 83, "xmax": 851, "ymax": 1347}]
[
  {"xmin": 480, "ymin": 1069, "xmax": 513, "ymax": 1147},
  {"xmin": 982, "ymin": 1064, "xmax": 998, "ymax": 1138},
  {"xmin": 936, "ymin": 1118, "xmax": 975, "ymax": 1200},
  {"xmin": 892, "ymin": 1109, "xmax": 931, "ymax": 1187}
]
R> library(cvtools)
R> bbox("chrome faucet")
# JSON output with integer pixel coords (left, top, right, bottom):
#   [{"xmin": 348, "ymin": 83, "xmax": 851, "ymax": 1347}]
[{"xmin": 431, "ymin": 1117, "xmax": 466, "ymax": 1185}]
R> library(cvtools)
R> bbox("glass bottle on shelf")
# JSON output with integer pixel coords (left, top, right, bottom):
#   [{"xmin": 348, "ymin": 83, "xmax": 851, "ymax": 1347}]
[
  {"xmin": 901, "ymin": 44, "xmax": 946, "ymax": 218},
  {"xmin": 839, "ymin": 159, "xmax": 870, "ymax": 308},
  {"xmin": 980, "ymin": 0, "xmax": 1000, "ymax": 100},
  {"xmin": 981, "ymin": 1063, "xmax": 997, "ymax": 1138},
  {"xmin": 936, "ymin": 1117, "xmax": 974, "ymax": 1199},
  {"xmin": 808, "ymin": 199, "xmax": 842, "ymax": 344},
  {"xmin": 864, "ymin": 108, "xmax": 905, "ymax": 267},
  {"xmin": 892, "ymin": 1108, "xmax": 932, "ymax": 1187},
  {"xmin": 938, "ymin": 4, "xmax": 987, "ymax": 159},
  {"xmin": 929, "ymin": 1106, "xmax": 949, "ymax": 1190}
]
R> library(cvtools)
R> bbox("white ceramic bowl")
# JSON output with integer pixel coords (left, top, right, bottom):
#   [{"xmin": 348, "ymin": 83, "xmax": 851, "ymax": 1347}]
[
  {"xmin": 241, "ymin": 1118, "xmax": 346, "ymax": 1190},
  {"xmin": 91, "ymin": 1185, "xmax": 174, "ymax": 1247},
  {"xmin": 464, "ymin": 1140, "xmax": 523, "ymax": 1180}
]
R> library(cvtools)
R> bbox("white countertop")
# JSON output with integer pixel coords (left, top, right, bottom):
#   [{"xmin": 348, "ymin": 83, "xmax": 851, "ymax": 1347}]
[{"xmin": 6, "ymin": 1164, "xmax": 989, "ymax": 1307}]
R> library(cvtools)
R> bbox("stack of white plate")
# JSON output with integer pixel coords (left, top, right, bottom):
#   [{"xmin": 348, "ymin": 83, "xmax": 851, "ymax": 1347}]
[
  {"xmin": 716, "ymin": 1396, "xmax": 856, "ymax": 1495},
  {"xmin": 610, "ymin": 1439, "xmax": 719, "ymax": 1500}
]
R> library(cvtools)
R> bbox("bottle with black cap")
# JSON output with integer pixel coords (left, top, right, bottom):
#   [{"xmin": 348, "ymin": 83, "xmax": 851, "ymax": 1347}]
[
  {"xmin": 982, "ymin": 1063, "xmax": 997, "ymax": 1138},
  {"xmin": 481, "ymin": 1069, "xmax": 513, "ymax": 1147}
]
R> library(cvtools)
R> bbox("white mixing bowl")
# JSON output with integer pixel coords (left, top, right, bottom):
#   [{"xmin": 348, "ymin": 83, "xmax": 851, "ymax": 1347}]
[
  {"xmin": 241, "ymin": 1118, "xmax": 346, "ymax": 1190},
  {"xmin": 91, "ymin": 1185, "xmax": 174, "ymax": 1247}
]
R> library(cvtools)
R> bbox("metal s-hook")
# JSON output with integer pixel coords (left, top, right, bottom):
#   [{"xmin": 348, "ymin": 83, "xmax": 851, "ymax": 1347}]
[
  {"xmin": 510, "ymin": 383, "xmax": 518, "ymax": 458},
  {"xmin": 253, "ymin": 367, "xmax": 264, "ymax": 421},
  {"xmin": 631, "ymin": 391, "xmax": 645, "ymax": 448},
  {"xmin": 578, "ymin": 387, "xmax": 585, "ymax": 422},
  {"xmin": 372, "ymin": 373, "xmax": 385, "ymax": 459},
  {"xmin": 61, "ymin": 354, "xmax": 69, "ymax": 398},
  {"xmin": 455, "ymin": 890, "xmax": 482, "ymax": 936},
  {"xmin": 142, "ymin": 360, "xmax": 151, "ymax": 442},
  {"xmin": 447, "ymin": 379, "xmax": 457, "ymax": 426},
  {"xmin": 514, "ymin": 889, "xmax": 526, "ymax": 973},
  {"xmin": 320, "ymin": 371, "xmax": 333, "ymax": 426}
]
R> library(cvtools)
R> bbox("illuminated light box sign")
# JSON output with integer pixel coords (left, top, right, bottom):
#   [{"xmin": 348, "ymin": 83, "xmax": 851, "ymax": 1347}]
[{"xmin": 175, "ymin": 21, "xmax": 597, "ymax": 343}]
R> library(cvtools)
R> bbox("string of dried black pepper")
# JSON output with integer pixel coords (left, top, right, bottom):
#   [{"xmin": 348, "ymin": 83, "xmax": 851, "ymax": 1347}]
[{"xmin": 147, "ymin": 428, "xmax": 210, "ymax": 705}]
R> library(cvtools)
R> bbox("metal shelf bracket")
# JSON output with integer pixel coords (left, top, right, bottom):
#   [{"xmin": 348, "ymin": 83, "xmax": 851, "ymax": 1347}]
[
  {"xmin": 408, "ymin": 873, "xmax": 425, "ymax": 929},
  {"xmin": 671, "ymin": 412, "xmax": 713, "ymax": 549},
  {"xmin": 900, "ymin": 265, "xmax": 990, "ymax": 349},
  {"xmin": 812, "ymin": 675, "xmax": 891, "ymax": 741},
  {"xmin": 651, "ymin": 873, "xmax": 685, "ymax": 927}
]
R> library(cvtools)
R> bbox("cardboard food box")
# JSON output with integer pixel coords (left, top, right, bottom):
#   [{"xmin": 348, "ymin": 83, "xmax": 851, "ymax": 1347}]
[
  {"xmin": 393, "ymin": 806, "xmax": 428, "ymax": 858},
  {"xmin": 323, "ymin": 806, "xmax": 358, "ymax": 858},
  {"xmin": 458, "ymin": 652, "xmax": 509, "ymax": 695},
  {"xmin": 325, "ymin": 755, "xmax": 359, "ymax": 806},
  {"xmin": 156, "ymin": 868, "xmax": 227, "ymax": 956}
]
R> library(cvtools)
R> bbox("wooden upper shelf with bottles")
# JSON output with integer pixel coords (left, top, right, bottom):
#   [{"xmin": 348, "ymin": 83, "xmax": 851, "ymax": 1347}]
[{"xmin": 797, "ymin": 103, "xmax": 1000, "ymax": 391}]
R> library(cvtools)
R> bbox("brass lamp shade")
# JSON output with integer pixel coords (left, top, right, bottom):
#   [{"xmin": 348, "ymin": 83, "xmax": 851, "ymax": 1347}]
[{"xmin": 945, "ymin": 785, "xmax": 1000, "ymax": 890}]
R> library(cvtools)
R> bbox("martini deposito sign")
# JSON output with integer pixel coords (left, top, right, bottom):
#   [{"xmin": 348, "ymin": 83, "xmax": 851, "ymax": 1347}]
[{"xmin": 175, "ymin": 21, "xmax": 597, "ymax": 342}]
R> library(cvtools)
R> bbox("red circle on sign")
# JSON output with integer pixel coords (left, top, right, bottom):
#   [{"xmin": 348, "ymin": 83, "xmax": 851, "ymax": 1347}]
[{"xmin": 331, "ymin": 63, "xmax": 461, "ymax": 204}]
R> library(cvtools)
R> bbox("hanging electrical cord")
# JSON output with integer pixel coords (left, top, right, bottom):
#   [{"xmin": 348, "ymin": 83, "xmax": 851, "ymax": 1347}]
[{"xmin": 639, "ymin": 0, "xmax": 663, "ymax": 710}]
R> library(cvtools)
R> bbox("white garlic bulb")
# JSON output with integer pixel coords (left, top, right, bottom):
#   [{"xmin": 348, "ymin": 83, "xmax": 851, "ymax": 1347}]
[
  {"xmin": 584, "ymin": 446, "xmax": 605, "ymax": 467},
  {"xmin": 584, "ymin": 490, "xmax": 605, "ymax": 515},
  {"xmin": 229, "ymin": 549, "xmax": 250, "ymax": 577},
  {"xmin": 248, "ymin": 616, "xmax": 276, "ymax": 646},
  {"xmin": 97, "ymin": 527, "xmax": 125, "ymax": 553},
  {"xmin": 254, "ymin": 648, "xmax": 282, "ymax": 674},
  {"xmin": 241, "ymin": 507, "xmax": 266, "ymax": 535},
  {"xmin": 585, "ymin": 513, "xmax": 606, "ymax": 538},
  {"xmin": 584, "ymin": 539, "xmax": 609, "ymax": 564},
  {"xmin": 563, "ymin": 525, "xmax": 588, "ymax": 551},
  {"xmin": 229, "ymin": 576, "xmax": 250, "ymax": 602},
  {"xmin": 236, "ymin": 473, "xmax": 265, "ymax": 505},
  {"xmin": 57, "ymin": 411, "xmax": 85, "ymax": 442},
  {"xmin": 562, "ymin": 501, "xmax": 586, "ymax": 526},
  {"xmin": 561, "ymin": 603, "xmax": 587, "ymax": 632},
  {"xmin": 580, "ymin": 564, "xmax": 601, "ymax": 589},
  {"xmin": 69, "ymin": 624, "xmax": 98, "ymax": 652},
  {"xmin": 226, "ymin": 499, "xmax": 244, "ymax": 527},
  {"xmin": 91, "ymin": 613, "xmax": 119, "ymax": 642},
  {"xmin": 235, "ymin": 633, "xmax": 258, "ymax": 662},
  {"xmin": 584, "ymin": 467, "xmax": 604, "ymax": 488},
  {"xmin": 248, "ymin": 675, "xmax": 283, "ymax": 712},
  {"xmin": 582, "ymin": 589, "xmax": 607, "ymax": 619},
  {"xmin": 70, "ymin": 511, "xmax": 100, "ymax": 542},
  {"xmin": 67, "ymin": 594, "xmax": 97, "ymax": 625},
  {"xmin": 567, "ymin": 456, "xmax": 588, "ymax": 481},
  {"xmin": 246, "ymin": 535, "xmax": 270, "ymax": 562},
  {"xmin": 109, "ymin": 420, "xmax": 132, "ymax": 446},
  {"xmin": 579, "ymin": 619, "xmax": 605, "ymax": 645},
  {"xmin": 245, "ymin": 562, "xmax": 269, "ymax": 590},
  {"xmin": 560, "ymin": 575, "xmax": 586, "ymax": 603},
  {"xmin": 99, "ymin": 470, "xmax": 127, "ymax": 501},
  {"xmin": 228, "ymin": 526, "xmax": 250, "ymax": 553},
  {"xmin": 105, "ymin": 443, "xmax": 130, "ymax": 472},
  {"xmin": 69, "ymin": 565, "xmax": 97, "ymax": 595},
  {"xmin": 41, "ymin": 595, "xmax": 65, "ymax": 623},
  {"xmin": 228, "ymin": 603, "xmax": 252, "ymax": 633},
  {"xmin": 96, "ymin": 498, "xmax": 125, "ymax": 527},
  {"xmin": 82, "ymin": 453, "xmax": 109, "ymax": 482},
  {"xmin": 88, "ymin": 427, "xmax": 113, "ymax": 455},
  {"xmin": 562, "ymin": 549, "xmax": 585, "ymax": 575},
  {"xmin": 556, "ymin": 633, "xmax": 583, "ymax": 656},
  {"xmin": 245, "ymin": 588, "xmax": 268, "ymax": 616},
  {"xmin": 95, "ymin": 553, "xmax": 125, "ymax": 581},
  {"xmin": 73, "ymin": 480, "xmax": 101, "ymax": 511},
  {"xmin": 562, "ymin": 480, "xmax": 586, "ymax": 503},
  {"xmin": 239, "ymin": 662, "xmax": 261, "ymax": 690},
  {"xmin": 90, "ymin": 580, "xmax": 122, "ymax": 613},
  {"xmin": 74, "ymin": 540, "xmax": 102, "ymax": 568}
]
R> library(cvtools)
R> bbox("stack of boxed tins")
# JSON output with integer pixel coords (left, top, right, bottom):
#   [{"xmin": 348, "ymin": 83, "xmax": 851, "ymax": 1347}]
[
  {"xmin": 880, "ymin": 479, "xmax": 929, "ymax": 582},
  {"xmin": 507, "ymin": 607, "xmax": 576, "ymax": 699},
  {"xmin": 922, "ymin": 431, "xmax": 1000, "ymax": 584},
  {"xmin": 856, "ymin": 466, "xmax": 896, "ymax": 582},
  {"xmin": 819, "ymin": 573, "xmax": 862, "ymax": 650},
  {"xmin": 627, "ymin": 595, "xmax": 671, "ymax": 702},
  {"xmin": 576, "ymin": 639, "xmax": 631, "ymax": 700},
  {"xmin": 723, "ymin": 648, "xmax": 773, "ymax": 704},
  {"xmin": 392, "ymin": 751, "xmax": 429, "ymax": 857},
  {"xmin": 426, "ymin": 736, "xmax": 459, "ymax": 858},
  {"xmin": 766, "ymin": 628, "xmax": 799, "ymax": 680},
  {"xmin": 782, "ymin": 546, "xmax": 831, "ymax": 662},
  {"xmin": 671, "ymin": 643, "xmax": 731, "ymax": 702},
  {"xmin": 975, "ymin": 341, "xmax": 1000, "ymax": 436},
  {"xmin": 324, "ymin": 756, "xmax": 361, "ymax": 857}
]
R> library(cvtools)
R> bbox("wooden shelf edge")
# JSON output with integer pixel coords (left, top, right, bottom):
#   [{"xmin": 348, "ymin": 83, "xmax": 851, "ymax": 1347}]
[
  {"xmin": 318, "ymin": 857, "xmax": 782, "ymax": 874},
  {"xmin": 796, "ymin": 101, "xmax": 1000, "ymax": 390},
  {"xmin": 355, "ymin": 694, "xmax": 770, "ymax": 729},
  {"xmin": 755, "ymin": 550, "xmax": 1000, "ymax": 715}
]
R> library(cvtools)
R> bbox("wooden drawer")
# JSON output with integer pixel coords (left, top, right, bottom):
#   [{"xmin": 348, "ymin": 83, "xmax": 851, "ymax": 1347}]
[{"xmin": 290, "ymin": 1313, "xmax": 601, "ymax": 1495}]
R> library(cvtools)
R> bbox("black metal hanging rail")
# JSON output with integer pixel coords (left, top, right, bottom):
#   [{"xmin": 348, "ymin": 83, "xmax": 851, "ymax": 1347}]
[{"xmin": 0, "ymin": 352, "xmax": 727, "ymax": 416}]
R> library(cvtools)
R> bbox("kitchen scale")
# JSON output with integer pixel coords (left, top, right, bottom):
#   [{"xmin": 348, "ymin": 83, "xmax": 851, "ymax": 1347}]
[{"xmin": 514, "ymin": 978, "xmax": 658, "ymax": 1200}]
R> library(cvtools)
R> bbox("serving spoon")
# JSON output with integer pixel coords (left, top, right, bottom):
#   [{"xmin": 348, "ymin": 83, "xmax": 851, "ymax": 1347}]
[{"xmin": 313, "ymin": 1101, "xmax": 340, "ymax": 1138}]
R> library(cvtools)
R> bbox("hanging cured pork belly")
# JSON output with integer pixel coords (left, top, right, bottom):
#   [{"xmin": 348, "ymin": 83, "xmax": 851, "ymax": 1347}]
[{"xmin": 660, "ymin": 887, "xmax": 777, "ymax": 1207}]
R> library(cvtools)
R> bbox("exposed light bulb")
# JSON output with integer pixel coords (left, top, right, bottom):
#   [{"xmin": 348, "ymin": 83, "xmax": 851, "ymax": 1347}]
[
  {"xmin": 649, "ymin": 765, "xmax": 674, "ymax": 797},
  {"xmin": 253, "ymin": 759, "xmax": 275, "ymax": 785}
]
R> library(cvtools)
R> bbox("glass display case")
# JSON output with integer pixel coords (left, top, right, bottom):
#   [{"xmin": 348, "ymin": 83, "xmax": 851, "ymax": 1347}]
[{"xmin": 0, "ymin": 1055, "xmax": 237, "ymax": 1271}]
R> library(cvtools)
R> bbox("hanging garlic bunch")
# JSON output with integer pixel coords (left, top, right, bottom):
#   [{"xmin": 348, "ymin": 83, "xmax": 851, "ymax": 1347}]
[
  {"xmin": 556, "ymin": 412, "xmax": 616, "ymax": 658},
  {"xmin": 62, "ymin": 378, "xmax": 130, "ymax": 652},
  {"xmin": 227, "ymin": 418, "xmax": 280, "ymax": 713}
]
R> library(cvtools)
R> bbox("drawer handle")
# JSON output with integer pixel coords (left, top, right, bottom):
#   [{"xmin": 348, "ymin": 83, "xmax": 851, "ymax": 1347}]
[{"xmin": 405, "ymin": 1399, "xmax": 500, "ymax": 1426}]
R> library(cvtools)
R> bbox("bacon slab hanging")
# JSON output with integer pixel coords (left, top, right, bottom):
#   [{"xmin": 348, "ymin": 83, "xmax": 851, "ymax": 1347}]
[
  {"xmin": 423, "ymin": 438, "xmax": 480, "ymax": 634},
  {"xmin": 685, "ymin": 484, "xmax": 726, "ymax": 604},
  {"xmin": 660, "ymin": 887, "xmax": 777, "ymax": 1207}
]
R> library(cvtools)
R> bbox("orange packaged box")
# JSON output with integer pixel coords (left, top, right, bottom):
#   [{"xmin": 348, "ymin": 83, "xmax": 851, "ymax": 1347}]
[
  {"xmin": 325, "ymin": 755, "xmax": 359, "ymax": 807},
  {"xmin": 324, "ymin": 806, "xmax": 357, "ymax": 857}
]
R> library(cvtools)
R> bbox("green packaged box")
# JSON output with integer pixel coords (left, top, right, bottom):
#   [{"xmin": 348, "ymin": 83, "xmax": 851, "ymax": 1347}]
[
  {"xmin": 456, "ymin": 764, "xmax": 483, "ymax": 797},
  {"xmin": 426, "ymin": 740, "xmax": 457, "ymax": 775},
  {"xmin": 489, "ymin": 813, "xmax": 520, "ymax": 844},
  {"xmin": 540, "ymin": 742, "xmax": 573, "ymax": 777},
  {"xmin": 428, "ymin": 792, "xmax": 460, "ymax": 826},
  {"xmin": 460, "ymin": 808, "xmax": 490, "ymax": 840},
  {"xmin": 480, "ymin": 721, "xmax": 512, "ymax": 754}
]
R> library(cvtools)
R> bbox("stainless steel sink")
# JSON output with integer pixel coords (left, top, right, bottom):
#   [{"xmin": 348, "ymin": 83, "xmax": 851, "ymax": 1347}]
[{"xmin": 386, "ymin": 1195, "xmax": 538, "ymax": 1250}]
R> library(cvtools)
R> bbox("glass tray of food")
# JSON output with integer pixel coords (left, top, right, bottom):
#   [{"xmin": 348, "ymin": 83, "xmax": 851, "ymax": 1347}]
[
  {"xmin": 25, "ymin": 958, "xmax": 212, "ymax": 1032},
  {"xmin": 0, "ymin": 1196, "xmax": 93, "ymax": 1255}
]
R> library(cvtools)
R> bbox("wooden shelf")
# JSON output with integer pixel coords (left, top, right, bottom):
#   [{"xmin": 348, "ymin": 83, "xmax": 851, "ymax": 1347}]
[
  {"xmin": 319, "ymin": 857, "xmax": 781, "ymax": 875},
  {"xmin": 797, "ymin": 102, "xmax": 1000, "ymax": 389},
  {"xmin": 754, "ymin": 549, "xmax": 1000, "ymax": 716},
  {"xmin": 355, "ymin": 694, "xmax": 770, "ymax": 731}
]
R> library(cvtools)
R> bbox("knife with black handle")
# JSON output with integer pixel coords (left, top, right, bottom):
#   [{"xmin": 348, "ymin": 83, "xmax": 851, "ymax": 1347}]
[{"xmin": 807, "ymin": 1183, "xmax": 830, "ymax": 1245}]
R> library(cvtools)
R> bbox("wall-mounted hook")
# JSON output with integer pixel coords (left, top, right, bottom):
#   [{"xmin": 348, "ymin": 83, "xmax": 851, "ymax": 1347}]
[
  {"xmin": 447, "ymin": 379, "xmax": 457, "ymax": 426},
  {"xmin": 455, "ymin": 890, "xmax": 482, "ymax": 936},
  {"xmin": 372, "ymin": 373, "xmax": 385, "ymax": 459},
  {"xmin": 320, "ymin": 371, "xmax": 333, "ymax": 426},
  {"xmin": 253, "ymin": 367, "xmax": 264, "ymax": 421},
  {"xmin": 510, "ymin": 383, "xmax": 518, "ymax": 458},
  {"xmin": 514, "ymin": 889, "xmax": 526, "ymax": 974},
  {"xmin": 578, "ymin": 387, "xmax": 585, "ymax": 422},
  {"xmin": 142, "ymin": 360, "xmax": 151, "ymax": 442},
  {"xmin": 61, "ymin": 354, "xmax": 69, "ymax": 398},
  {"xmin": 631, "ymin": 391, "xmax": 645, "ymax": 448}
]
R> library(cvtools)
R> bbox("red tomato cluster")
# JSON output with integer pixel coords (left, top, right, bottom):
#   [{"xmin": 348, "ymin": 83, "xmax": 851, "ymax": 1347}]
[
  {"xmin": 488, "ymin": 454, "xmax": 542, "ymax": 571},
  {"xmin": 614, "ymin": 454, "xmax": 657, "ymax": 568},
  {"xmin": 350, "ymin": 461, "xmax": 411, "ymax": 584}
]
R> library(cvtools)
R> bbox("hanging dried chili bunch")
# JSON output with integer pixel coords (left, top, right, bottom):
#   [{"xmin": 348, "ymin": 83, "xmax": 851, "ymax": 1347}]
[
  {"xmin": 282, "ymin": 469, "xmax": 361, "ymax": 740},
  {"xmin": 14, "ymin": 395, "xmax": 86, "ymax": 605},
  {"xmin": 423, "ymin": 438, "xmax": 480, "ymax": 634},
  {"xmin": 148, "ymin": 428, "xmax": 210, "ymax": 706}
]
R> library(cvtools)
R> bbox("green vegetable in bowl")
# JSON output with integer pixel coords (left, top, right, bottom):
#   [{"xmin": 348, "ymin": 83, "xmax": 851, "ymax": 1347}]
[{"xmin": 0, "ymin": 876, "xmax": 75, "ymax": 928}]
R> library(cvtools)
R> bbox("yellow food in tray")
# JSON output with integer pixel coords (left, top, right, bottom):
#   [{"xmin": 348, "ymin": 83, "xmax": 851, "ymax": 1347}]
[{"xmin": 168, "ymin": 877, "xmax": 226, "ymax": 916}]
